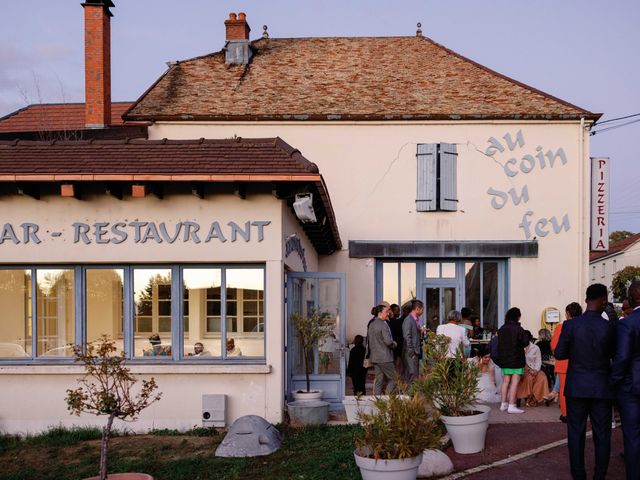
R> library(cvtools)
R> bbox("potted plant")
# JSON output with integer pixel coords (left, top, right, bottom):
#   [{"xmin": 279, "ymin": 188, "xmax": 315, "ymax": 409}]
[
  {"xmin": 354, "ymin": 392, "xmax": 441, "ymax": 480},
  {"xmin": 410, "ymin": 332, "xmax": 490, "ymax": 454},
  {"xmin": 289, "ymin": 308, "xmax": 335, "ymax": 401},
  {"xmin": 66, "ymin": 336, "xmax": 162, "ymax": 480}
]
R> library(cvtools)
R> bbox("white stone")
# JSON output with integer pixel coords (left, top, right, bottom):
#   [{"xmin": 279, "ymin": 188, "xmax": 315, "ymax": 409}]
[{"xmin": 417, "ymin": 449, "xmax": 454, "ymax": 478}]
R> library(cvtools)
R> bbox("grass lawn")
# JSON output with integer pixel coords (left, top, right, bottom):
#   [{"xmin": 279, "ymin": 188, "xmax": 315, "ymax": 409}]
[{"xmin": 0, "ymin": 424, "xmax": 362, "ymax": 480}]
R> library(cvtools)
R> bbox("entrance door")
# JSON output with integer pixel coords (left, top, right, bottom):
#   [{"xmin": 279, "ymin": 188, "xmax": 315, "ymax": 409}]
[
  {"xmin": 287, "ymin": 272, "xmax": 346, "ymax": 406},
  {"xmin": 425, "ymin": 286, "xmax": 457, "ymax": 331}
]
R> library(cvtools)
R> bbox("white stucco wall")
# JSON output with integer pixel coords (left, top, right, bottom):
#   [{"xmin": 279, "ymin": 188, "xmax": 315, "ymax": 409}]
[
  {"xmin": 0, "ymin": 194, "xmax": 289, "ymax": 433},
  {"xmin": 150, "ymin": 121, "xmax": 591, "ymax": 337}
]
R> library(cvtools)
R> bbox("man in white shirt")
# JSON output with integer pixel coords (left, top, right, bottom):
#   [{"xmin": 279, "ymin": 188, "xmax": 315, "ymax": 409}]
[{"xmin": 436, "ymin": 310, "xmax": 470, "ymax": 358}]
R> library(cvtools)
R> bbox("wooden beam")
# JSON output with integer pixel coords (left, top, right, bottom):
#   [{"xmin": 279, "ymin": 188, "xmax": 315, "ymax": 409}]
[
  {"xmin": 132, "ymin": 184, "xmax": 147, "ymax": 198},
  {"xmin": 16, "ymin": 183, "xmax": 40, "ymax": 200},
  {"xmin": 61, "ymin": 183, "xmax": 80, "ymax": 199}
]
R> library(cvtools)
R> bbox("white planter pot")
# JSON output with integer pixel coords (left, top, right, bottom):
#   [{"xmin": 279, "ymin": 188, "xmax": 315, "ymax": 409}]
[
  {"xmin": 440, "ymin": 404, "xmax": 491, "ymax": 454},
  {"xmin": 354, "ymin": 451, "xmax": 423, "ymax": 480},
  {"xmin": 288, "ymin": 400, "xmax": 330, "ymax": 426},
  {"xmin": 342, "ymin": 396, "xmax": 375, "ymax": 423},
  {"xmin": 343, "ymin": 395, "xmax": 410, "ymax": 424},
  {"xmin": 292, "ymin": 390, "xmax": 322, "ymax": 402}
]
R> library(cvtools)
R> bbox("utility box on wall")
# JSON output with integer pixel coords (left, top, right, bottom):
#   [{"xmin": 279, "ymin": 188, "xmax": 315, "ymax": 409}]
[{"xmin": 202, "ymin": 394, "xmax": 227, "ymax": 427}]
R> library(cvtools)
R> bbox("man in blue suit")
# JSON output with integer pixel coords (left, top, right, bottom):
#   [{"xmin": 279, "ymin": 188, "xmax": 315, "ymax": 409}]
[
  {"xmin": 612, "ymin": 280, "xmax": 640, "ymax": 480},
  {"xmin": 555, "ymin": 283, "xmax": 616, "ymax": 480}
]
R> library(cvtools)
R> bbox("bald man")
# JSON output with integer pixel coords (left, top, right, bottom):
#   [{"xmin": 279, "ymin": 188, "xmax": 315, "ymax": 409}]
[{"xmin": 612, "ymin": 281, "xmax": 640, "ymax": 480}]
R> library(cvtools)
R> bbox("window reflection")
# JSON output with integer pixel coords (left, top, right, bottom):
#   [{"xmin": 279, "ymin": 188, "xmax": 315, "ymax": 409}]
[
  {"xmin": 400, "ymin": 263, "xmax": 416, "ymax": 307},
  {"xmin": 425, "ymin": 262, "xmax": 440, "ymax": 278},
  {"xmin": 37, "ymin": 269, "xmax": 74, "ymax": 357},
  {"xmin": 226, "ymin": 268, "xmax": 264, "ymax": 357},
  {"xmin": 86, "ymin": 269, "xmax": 123, "ymax": 348},
  {"xmin": 133, "ymin": 268, "xmax": 172, "ymax": 358},
  {"xmin": 0, "ymin": 269, "xmax": 31, "ymax": 358},
  {"xmin": 183, "ymin": 268, "xmax": 221, "ymax": 358},
  {"xmin": 382, "ymin": 263, "xmax": 399, "ymax": 305},
  {"xmin": 483, "ymin": 263, "xmax": 498, "ymax": 332}
]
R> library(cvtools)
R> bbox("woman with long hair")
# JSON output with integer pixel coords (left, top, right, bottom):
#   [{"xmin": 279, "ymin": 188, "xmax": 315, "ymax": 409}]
[{"xmin": 497, "ymin": 307, "xmax": 528, "ymax": 413}]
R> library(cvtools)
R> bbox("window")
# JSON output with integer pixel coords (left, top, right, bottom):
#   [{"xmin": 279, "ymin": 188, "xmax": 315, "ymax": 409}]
[
  {"xmin": 464, "ymin": 262, "xmax": 499, "ymax": 332},
  {"xmin": 380, "ymin": 262, "xmax": 417, "ymax": 307},
  {"xmin": 0, "ymin": 265, "xmax": 266, "ymax": 363},
  {"xmin": 416, "ymin": 143, "xmax": 458, "ymax": 212},
  {"xmin": 0, "ymin": 269, "xmax": 31, "ymax": 358}
]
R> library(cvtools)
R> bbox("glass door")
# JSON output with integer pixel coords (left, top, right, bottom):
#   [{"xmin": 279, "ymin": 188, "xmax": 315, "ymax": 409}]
[
  {"xmin": 425, "ymin": 286, "xmax": 457, "ymax": 332},
  {"xmin": 287, "ymin": 272, "xmax": 346, "ymax": 406}
]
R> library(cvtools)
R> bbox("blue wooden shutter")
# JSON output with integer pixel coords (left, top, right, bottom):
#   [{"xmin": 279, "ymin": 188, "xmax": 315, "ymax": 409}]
[
  {"xmin": 439, "ymin": 143, "xmax": 458, "ymax": 211},
  {"xmin": 416, "ymin": 143, "xmax": 437, "ymax": 211}
]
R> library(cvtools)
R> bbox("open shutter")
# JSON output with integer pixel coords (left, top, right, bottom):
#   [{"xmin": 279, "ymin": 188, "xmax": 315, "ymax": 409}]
[
  {"xmin": 439, "ymin": 143, "xmax": 458, "ymax": 211},
  {"xmin": 416, "ymin": 143, "xmax": 437, "ymax": 211}
]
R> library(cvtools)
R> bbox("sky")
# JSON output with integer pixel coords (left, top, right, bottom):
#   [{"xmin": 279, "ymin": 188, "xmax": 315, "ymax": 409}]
[{"xmin": 1, "ymin": 0, "xmax": 638, "ymax": 232}]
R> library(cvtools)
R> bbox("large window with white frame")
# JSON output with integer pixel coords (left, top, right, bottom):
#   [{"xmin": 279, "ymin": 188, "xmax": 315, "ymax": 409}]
[{"xmin": 0, "ymin": 265, "xmax": 266, "ymax": 362}]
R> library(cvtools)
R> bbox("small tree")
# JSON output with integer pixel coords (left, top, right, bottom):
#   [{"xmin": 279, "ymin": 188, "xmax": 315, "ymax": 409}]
[
  {"xmin": 409, "ymin": 332, "xmax": 480, "ymax": 417},
  {"xmin": 612, "ymin": 266, "xmax": 640, "ymax": 301},
  {"xmin": 66, "ymin": 336, "xmax": 162, "ymax": 480},
  {"xmin": 610, "ymin": 230, "xmax": 635, "ymax": 244},
  {"xmin": 290, "ymin": 308, "xmax": 334, "ymax": 393}
]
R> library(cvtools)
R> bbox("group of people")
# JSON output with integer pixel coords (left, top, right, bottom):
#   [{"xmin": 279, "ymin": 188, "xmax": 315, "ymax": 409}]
[
  {"xmin": 347, "ymin": 280, "xmax": 640, "ymax": 479},
  {"xmin": 347, "ymin": 299, "xmax": 425, "ymax": 395}
]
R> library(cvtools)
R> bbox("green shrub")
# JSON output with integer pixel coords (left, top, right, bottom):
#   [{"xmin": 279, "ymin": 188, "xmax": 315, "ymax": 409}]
[
  {"xmin": 355, "ymin": 392, "xmax": 441, "ymax": 460},
  {"xmin": 410, "ymin": 332, "xmax": 480, "ymax": 417}
]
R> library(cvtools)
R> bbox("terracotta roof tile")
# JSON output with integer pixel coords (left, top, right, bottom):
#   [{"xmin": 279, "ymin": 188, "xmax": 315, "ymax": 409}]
[
  {"xmin": 0, "ymin": 103, "xmax": 133, "ymax": 133},
  {"xmin": 0, "ymin": 137, "xmax": 340, "ymax": 253},
  {"xmin": 124, "ymin": 36, "xmax": 598, "ymax": 122},
  {"xmin": 590, "ymin": 233, "xmax": 640, "ymax": 262},
  {"xmin": 0, "ymin": 137, "xmax": 320, "ymax": 175}
]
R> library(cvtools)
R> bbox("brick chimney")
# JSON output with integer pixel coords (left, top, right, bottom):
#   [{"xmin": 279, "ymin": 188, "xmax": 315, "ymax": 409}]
[
  {"xmin": 224, "ymin": 12, "xmax": 252, "ymax": 65},
  {"xmin": 82, "ymin": 0, "xmax": 114, "ymax": 128}
]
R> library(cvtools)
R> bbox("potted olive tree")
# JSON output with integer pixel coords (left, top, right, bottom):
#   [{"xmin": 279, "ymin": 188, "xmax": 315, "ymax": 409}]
[
  {"xmin": 410, "ymin": 332, "xmax": 489, "ymax": 454},
  {"xmin": 289, "ymin": 308, "xmax": 335, "ymax": 401},
  {"xmin": 66, "ymin": 336, "xmax": 162, "ymax": 480},
  {"xmin": 354, "ymin": 392, "xmax": 441, "ymax": 480},
  {"xmin": 288, "ymin": 308, "xmax": 334, "ymax": 425}
]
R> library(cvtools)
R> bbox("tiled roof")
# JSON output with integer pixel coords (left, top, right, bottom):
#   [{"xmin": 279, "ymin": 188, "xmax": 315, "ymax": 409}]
[
  {"xmin": 0, "ymin": 103, "xmax": 133, "ymax": 133},
  {"xmin": 124, "ymin": 36, "xmax": 599, "ymax": 122},
  {"xmin": 0, "ymin": 137, "xmax": 319, "ymax": 175},
  {"xmin": 590, "ymin": 233, "xmax": 640, "ymax": 262},
  {"xmin": 0, "ymin": 137, "xmax": 340, "ymax": 254}
]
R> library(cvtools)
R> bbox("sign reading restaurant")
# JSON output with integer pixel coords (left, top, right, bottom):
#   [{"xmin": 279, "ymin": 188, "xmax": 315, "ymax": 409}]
[{"xmin": 0, "ymin": 220, "xmax": 271, "ymax": 245}]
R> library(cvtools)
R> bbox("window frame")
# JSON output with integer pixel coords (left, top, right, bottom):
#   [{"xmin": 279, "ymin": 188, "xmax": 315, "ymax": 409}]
[{"xmin": 0, "ymin": 264, "xmax": 267, "ymax": 365}]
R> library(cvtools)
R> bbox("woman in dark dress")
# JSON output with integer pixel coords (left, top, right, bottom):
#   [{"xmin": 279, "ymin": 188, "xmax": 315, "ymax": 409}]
[
  {"xmin": 497, "ymin": 307, "xmax": 528, "ymax": 414},
  {"xmin": 347, "ymin": 335, "xmax": 368, "ymax": 395}
]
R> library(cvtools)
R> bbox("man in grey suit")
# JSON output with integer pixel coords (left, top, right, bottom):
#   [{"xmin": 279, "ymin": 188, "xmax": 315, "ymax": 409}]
[
  {"xmin": 367, "ymin": 302, "xmax": 397, "ymax": 394},
  {"xmin": 403, "ymin": 299, "xmax": 424, "ymax": 385}
]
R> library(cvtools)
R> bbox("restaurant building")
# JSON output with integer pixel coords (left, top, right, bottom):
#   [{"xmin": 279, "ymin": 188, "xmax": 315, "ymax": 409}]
[{"xmin": 0, "ymin": 3, "xmax": 601, "ymax": 432}]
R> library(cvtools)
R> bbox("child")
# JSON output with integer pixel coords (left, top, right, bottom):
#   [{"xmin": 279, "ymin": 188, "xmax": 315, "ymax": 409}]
[{"xmin": 347, "ymin": 335, "xmax": 368, "ymax": 395}]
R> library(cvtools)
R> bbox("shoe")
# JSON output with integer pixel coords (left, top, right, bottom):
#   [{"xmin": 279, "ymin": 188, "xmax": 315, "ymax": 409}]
[
  {"xmin": 499, "ymin": 402, "xmax": 508, "ymax": 411},
  {"xmin": 559, "ymin": 415, "xmax": 567, "ymax": 423},
  {"xmin": 508, "ymin": 404, "xmax": 524, "ymax": 414}
]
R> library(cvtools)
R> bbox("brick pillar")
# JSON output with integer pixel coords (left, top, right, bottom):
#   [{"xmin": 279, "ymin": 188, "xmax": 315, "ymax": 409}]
[{"xmin": 82, "ymin": 1, "xmax": 113, "ymax": 128}]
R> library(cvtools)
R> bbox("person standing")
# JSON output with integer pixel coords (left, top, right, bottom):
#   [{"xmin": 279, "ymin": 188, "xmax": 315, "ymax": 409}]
[
  {"xmin": 436, "ymin": 310, "xmax": 470, "ymax": 358},
  {"xmin": 612, "ymin": 281, "xmax": 640, "ymax": 480},
  {"xmin": 551, "ymin": 302, "xmax": 583, "ymax": 422},
  {"xmin": 389, "ymin": 303, "xmax": 406, "ymax": 378},
  {"xmin": 555, "ymin": 284, "xmax": 615, "ymax": 480},
  {"xmin": 497, "ymin": 307, "xmax": 528, "ymax": 414},
  {"xmin": 347, "ymin": 335, "xmax": 368, "ymax": 395},
  {"xmin": 402, "ymin": 299, "xmax": 423, "ymax": 385},
  {"xmin": 367, "ymin": 303, "xmax": 397, "ymax": 395}
]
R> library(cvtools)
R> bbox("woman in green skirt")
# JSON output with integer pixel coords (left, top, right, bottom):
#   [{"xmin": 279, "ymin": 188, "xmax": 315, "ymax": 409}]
[{"xmin": 497, "ymin": 308, "xmax": 528, "ymax": 414}]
